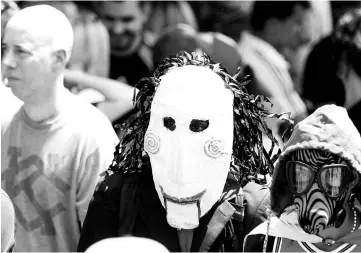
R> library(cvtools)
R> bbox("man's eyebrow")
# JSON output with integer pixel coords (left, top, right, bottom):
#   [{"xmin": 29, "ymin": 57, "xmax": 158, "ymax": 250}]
[{"xmin": 14, "ymin": 44, "xmax": 34, "ymax": 53}]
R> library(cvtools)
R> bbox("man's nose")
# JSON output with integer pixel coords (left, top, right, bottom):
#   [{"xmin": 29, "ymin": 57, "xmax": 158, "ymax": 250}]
[
  {"xmin": 2, "ymin": 51, "xmax": 17, "ymax": 69},
  {"xmin": 111, "ymin": 21, "xmax": 126, "ymax": 34}
]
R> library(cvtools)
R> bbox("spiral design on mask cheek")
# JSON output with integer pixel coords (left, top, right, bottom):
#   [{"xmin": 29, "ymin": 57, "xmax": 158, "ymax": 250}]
[
  {"xmin": 144, "ymin": 131, "xmax": 160, "ymax": 154},
  {"xmin": 204, "ymin": 139, "xmax": 225, "ymax": 158}
]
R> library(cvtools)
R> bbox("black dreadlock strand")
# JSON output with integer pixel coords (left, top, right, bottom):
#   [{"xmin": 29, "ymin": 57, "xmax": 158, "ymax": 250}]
[{"xmin": 103, "ymin": 51, "xmax": 292, "ymax": 186}]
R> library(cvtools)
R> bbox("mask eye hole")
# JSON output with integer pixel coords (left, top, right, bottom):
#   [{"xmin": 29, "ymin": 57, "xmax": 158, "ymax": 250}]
[
  {"xmin": 163, "ymin": 117, "xmax": 176, "ymax": 131},
  {"xmin": 190, "ymin": 119, "xmax": 209, "ymax": 132}
]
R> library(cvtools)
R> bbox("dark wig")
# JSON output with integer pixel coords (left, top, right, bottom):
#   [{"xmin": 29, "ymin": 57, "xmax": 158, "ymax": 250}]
[{"xmin": 103, "ymin": 51, "xmax": 292, "ymax": 186}]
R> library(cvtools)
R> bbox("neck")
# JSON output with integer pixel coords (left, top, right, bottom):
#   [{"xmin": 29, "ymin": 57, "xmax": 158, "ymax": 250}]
[
  {"xmin": 23, "ymin": 75, "xmax": 66, "ymax": 122},
  {"xmin": 343, "ymin": 72, "xmax": 361, "ymax": 110}
]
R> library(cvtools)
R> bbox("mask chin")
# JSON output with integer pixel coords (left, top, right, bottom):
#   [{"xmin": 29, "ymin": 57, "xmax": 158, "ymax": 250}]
[
  {"xmin": 164, "ymin": 199, "xmax": 201, "ymax": 229},
  {"xmin": 294, "ymin": 193, "xmax": 334, "ymax": 235}
]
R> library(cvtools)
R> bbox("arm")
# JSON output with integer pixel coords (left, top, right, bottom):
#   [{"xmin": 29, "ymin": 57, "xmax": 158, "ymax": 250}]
[
  {"xmin": 64, "ymin": 69, "xmax": 136, "ymax": 122},
  {"xmin": 76, "ymin": 122, "xmax": 119, "ymax": 251}
]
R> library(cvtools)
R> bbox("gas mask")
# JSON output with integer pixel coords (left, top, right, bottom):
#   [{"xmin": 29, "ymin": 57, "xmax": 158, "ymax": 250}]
[
  {"xmin": 144, "ymin": 65, "xmax": 234, "ymax": 230},
  {"xmin": 285, "ymin": 149, "xmax": 359, "ymax": 235}
]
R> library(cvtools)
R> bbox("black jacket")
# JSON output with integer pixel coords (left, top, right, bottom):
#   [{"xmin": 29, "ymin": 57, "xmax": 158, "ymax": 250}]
[{"xmin": 78, "ymin": 170, "xmax": 270, "ymax": 252}]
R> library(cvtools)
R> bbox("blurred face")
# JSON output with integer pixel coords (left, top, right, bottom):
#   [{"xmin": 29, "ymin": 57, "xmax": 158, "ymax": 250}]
[
  {"xmin": 1, "ymin": 22, "xmax": 55, "ymax": 103},
  {"xmin": 270, "ymin": 4, "xmax": 313, "ymax": 51},
  {"xmin": 99, "ymin": 1, "xmax": 147, "ymax": 57}
]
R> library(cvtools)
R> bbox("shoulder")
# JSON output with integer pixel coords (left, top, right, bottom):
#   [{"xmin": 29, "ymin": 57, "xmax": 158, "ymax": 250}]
[
  {"xmin": 67, "ymin": 92, "xmax": 115, "ymax": 130},
  {"xmin": 1, "ymin": 106, "xmax": 22, "ymax": 135},
  {"xmin": 63, "ymin": 92, "xmax": 118, "ymax": 145},
  {"xmin": 96, "ymin": 170, "xmax": 149, "ymax": 194},
  {"xmin": 242, "ymin": 182, "xmax": 271, "ymax": 234}
]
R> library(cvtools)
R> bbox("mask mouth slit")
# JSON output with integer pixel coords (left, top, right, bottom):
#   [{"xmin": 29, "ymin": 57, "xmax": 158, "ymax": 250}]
[{"xmin": 160, "ymin": 186, "xmax": 206, "ymax": 205}]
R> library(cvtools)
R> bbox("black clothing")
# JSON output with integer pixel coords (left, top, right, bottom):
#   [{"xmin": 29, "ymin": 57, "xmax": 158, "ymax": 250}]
[
  {"xmin": 78, "ymin": 170, "xmax": 270, "ymax": 252},
  {"xmin": 109, "ymin": 52, "xmax": 151, "ymax": 88},
  {"xmin": 302, "ymin": 35, "xmax": 345, "ymax": 113}
]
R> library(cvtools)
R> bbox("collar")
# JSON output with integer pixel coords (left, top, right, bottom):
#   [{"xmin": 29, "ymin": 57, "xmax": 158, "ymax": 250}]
[
  {"xmin": 240, "ymin": 31, "xmax": 290, "ymax": 70},
  {"xmin": 245, "ymin": 210, "xmax": 361, "ymax": 246}
]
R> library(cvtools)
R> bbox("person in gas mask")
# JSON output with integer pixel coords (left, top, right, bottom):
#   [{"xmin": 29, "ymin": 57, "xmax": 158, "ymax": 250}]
[
  {"xmin": 77, "ymin": 51, "xmax": 290, "ymax": 252},
  {"xmin": 244, "ymin": 104, "xmax": 361, "ymax": 252}
]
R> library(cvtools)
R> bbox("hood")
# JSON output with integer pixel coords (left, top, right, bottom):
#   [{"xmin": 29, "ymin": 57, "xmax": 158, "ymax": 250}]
[{"xmin": 270, "ymin": 105, "xmax": 361, "ymax": 213}]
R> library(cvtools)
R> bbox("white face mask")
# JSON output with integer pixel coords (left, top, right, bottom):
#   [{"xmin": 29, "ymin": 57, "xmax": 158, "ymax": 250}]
[{"xmin": 144, "ymin": 65, "xmax": 234, "ymax": 229}]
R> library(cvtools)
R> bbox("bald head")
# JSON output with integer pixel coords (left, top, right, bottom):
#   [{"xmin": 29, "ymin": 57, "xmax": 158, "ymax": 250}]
[
  {"xmin": 6, "ymin": 4, "xmax": 74, "ymax": 63},
  {"xmin": 2, "ymin": 5, "xmax": 74, "ymax": 103}
]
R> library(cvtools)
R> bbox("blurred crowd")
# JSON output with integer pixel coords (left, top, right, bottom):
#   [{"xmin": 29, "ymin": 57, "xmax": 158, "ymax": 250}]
[
  {"xmin": 1, "ymin": 1, "xmax": 361, "ymax": 252},
  {"xmin": 2, "ymin": 1, "xmax": 361, "ymax": 136}
]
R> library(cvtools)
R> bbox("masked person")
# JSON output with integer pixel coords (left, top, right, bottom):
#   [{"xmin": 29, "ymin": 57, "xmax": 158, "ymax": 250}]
[
  {"xmin": 244, "ymin": 104, "xmax": 361, "ymax": 252},
  {"xmin": 78, "ymin": 51, "xmax": 289, "ymax": 252}
]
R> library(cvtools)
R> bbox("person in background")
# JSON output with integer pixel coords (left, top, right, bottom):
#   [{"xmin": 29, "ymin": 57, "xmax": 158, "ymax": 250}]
[
  {"xmin": 1, "ymin": 5, "xmax": 118, "ymax": 251},
  {"xmin": 145, "ymin": 1, "xmax": 198, "ymax": 36},
  {"xmin": 18, "ymin": 0, "xmax": 111, "ymax": 105},
  {"xmin": 1, "ymin": 0, "xmax": 18, "ymax": 37},
  {"xmin": 1, "ymin": 189, "xmax": 16, "ymax": 253},
  {"xmin": 93, "ymin": 1, "xmax": 154, "ymax": 86},
  {"xmin": 302, "ymin": 1, "xmax": 361, "ymax": 113},
  {"xmin": 188, "ymin": 1, "xmax": 253, "ymax": 42},
  {"xmin": 152, "ymin": 24, "xmax": 244, "ymax": 75},
  {"xmin": 1, "ymin": 0, "xmax": 22, "ymax": 123},
  {"xmin": 334, "ymin": 8, "xmax": 361, "ymax": 132},
  {"xmin": 93, "ymin": 1, "xmax": 156, "ymax": 137},
  {"xmin": 238, "ymin": 1, "xmax": 311, "ymax": 144}
]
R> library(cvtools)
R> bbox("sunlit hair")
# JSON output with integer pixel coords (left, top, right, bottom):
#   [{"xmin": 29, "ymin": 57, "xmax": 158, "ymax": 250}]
[
  {"xmin": 104, "ymin": 51, "xmax": 291, "ymax": 186},
  {"xmin": 333, "ymin": 7, "xmax": 361, "ymax": 78}
]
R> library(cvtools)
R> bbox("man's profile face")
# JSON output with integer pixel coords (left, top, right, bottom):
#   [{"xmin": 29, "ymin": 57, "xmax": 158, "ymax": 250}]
[
  {"xmin": 99, "ymin": 1, "xmax": 147, "ymax": 57},
  {"xmin": 1, "ymin": 22, "xmax": 54, "ymax": 102}
]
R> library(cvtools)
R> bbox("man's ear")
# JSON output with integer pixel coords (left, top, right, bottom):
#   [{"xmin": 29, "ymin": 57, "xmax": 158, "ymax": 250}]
[{"xmin": 52, "ymin": 49, "xmax": 67, "ymax": 70}]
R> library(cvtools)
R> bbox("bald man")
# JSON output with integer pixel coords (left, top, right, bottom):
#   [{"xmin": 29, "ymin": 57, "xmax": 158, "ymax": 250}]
[{"xmin": 1, "ymin": 5, "xmax": 118, "ymax": 252}]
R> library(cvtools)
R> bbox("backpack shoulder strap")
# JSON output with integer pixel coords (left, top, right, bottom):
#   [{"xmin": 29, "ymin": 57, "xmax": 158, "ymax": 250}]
[{"xmin": 198, "ymin": 197, "xmax": 235, "ymax": 252}]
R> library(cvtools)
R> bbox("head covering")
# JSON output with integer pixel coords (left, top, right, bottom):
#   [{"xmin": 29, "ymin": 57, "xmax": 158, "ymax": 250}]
[
  {"xmin": 245, "ymin": 105, "xmax": 361, "ymax": 251},
  {"xmin": 1, "ymin": 189, "xmax": 15, "ymax": 252},
  {"xmin": 271, "ymin": 104, "xmax": 361, "ymax": 213}
]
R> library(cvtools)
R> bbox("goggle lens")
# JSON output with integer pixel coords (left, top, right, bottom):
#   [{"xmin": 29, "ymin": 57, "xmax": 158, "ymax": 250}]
[
  {"xmin": 286, "ymin": 161, "xmax": 352, "ymax": 198},
  {"xmin": 319, "ymin": 166, "xmax": 349, "ymax": 198},
  {"xmin": 287, "ymin": 162, "xmax": 313, "ymax": 195}
]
